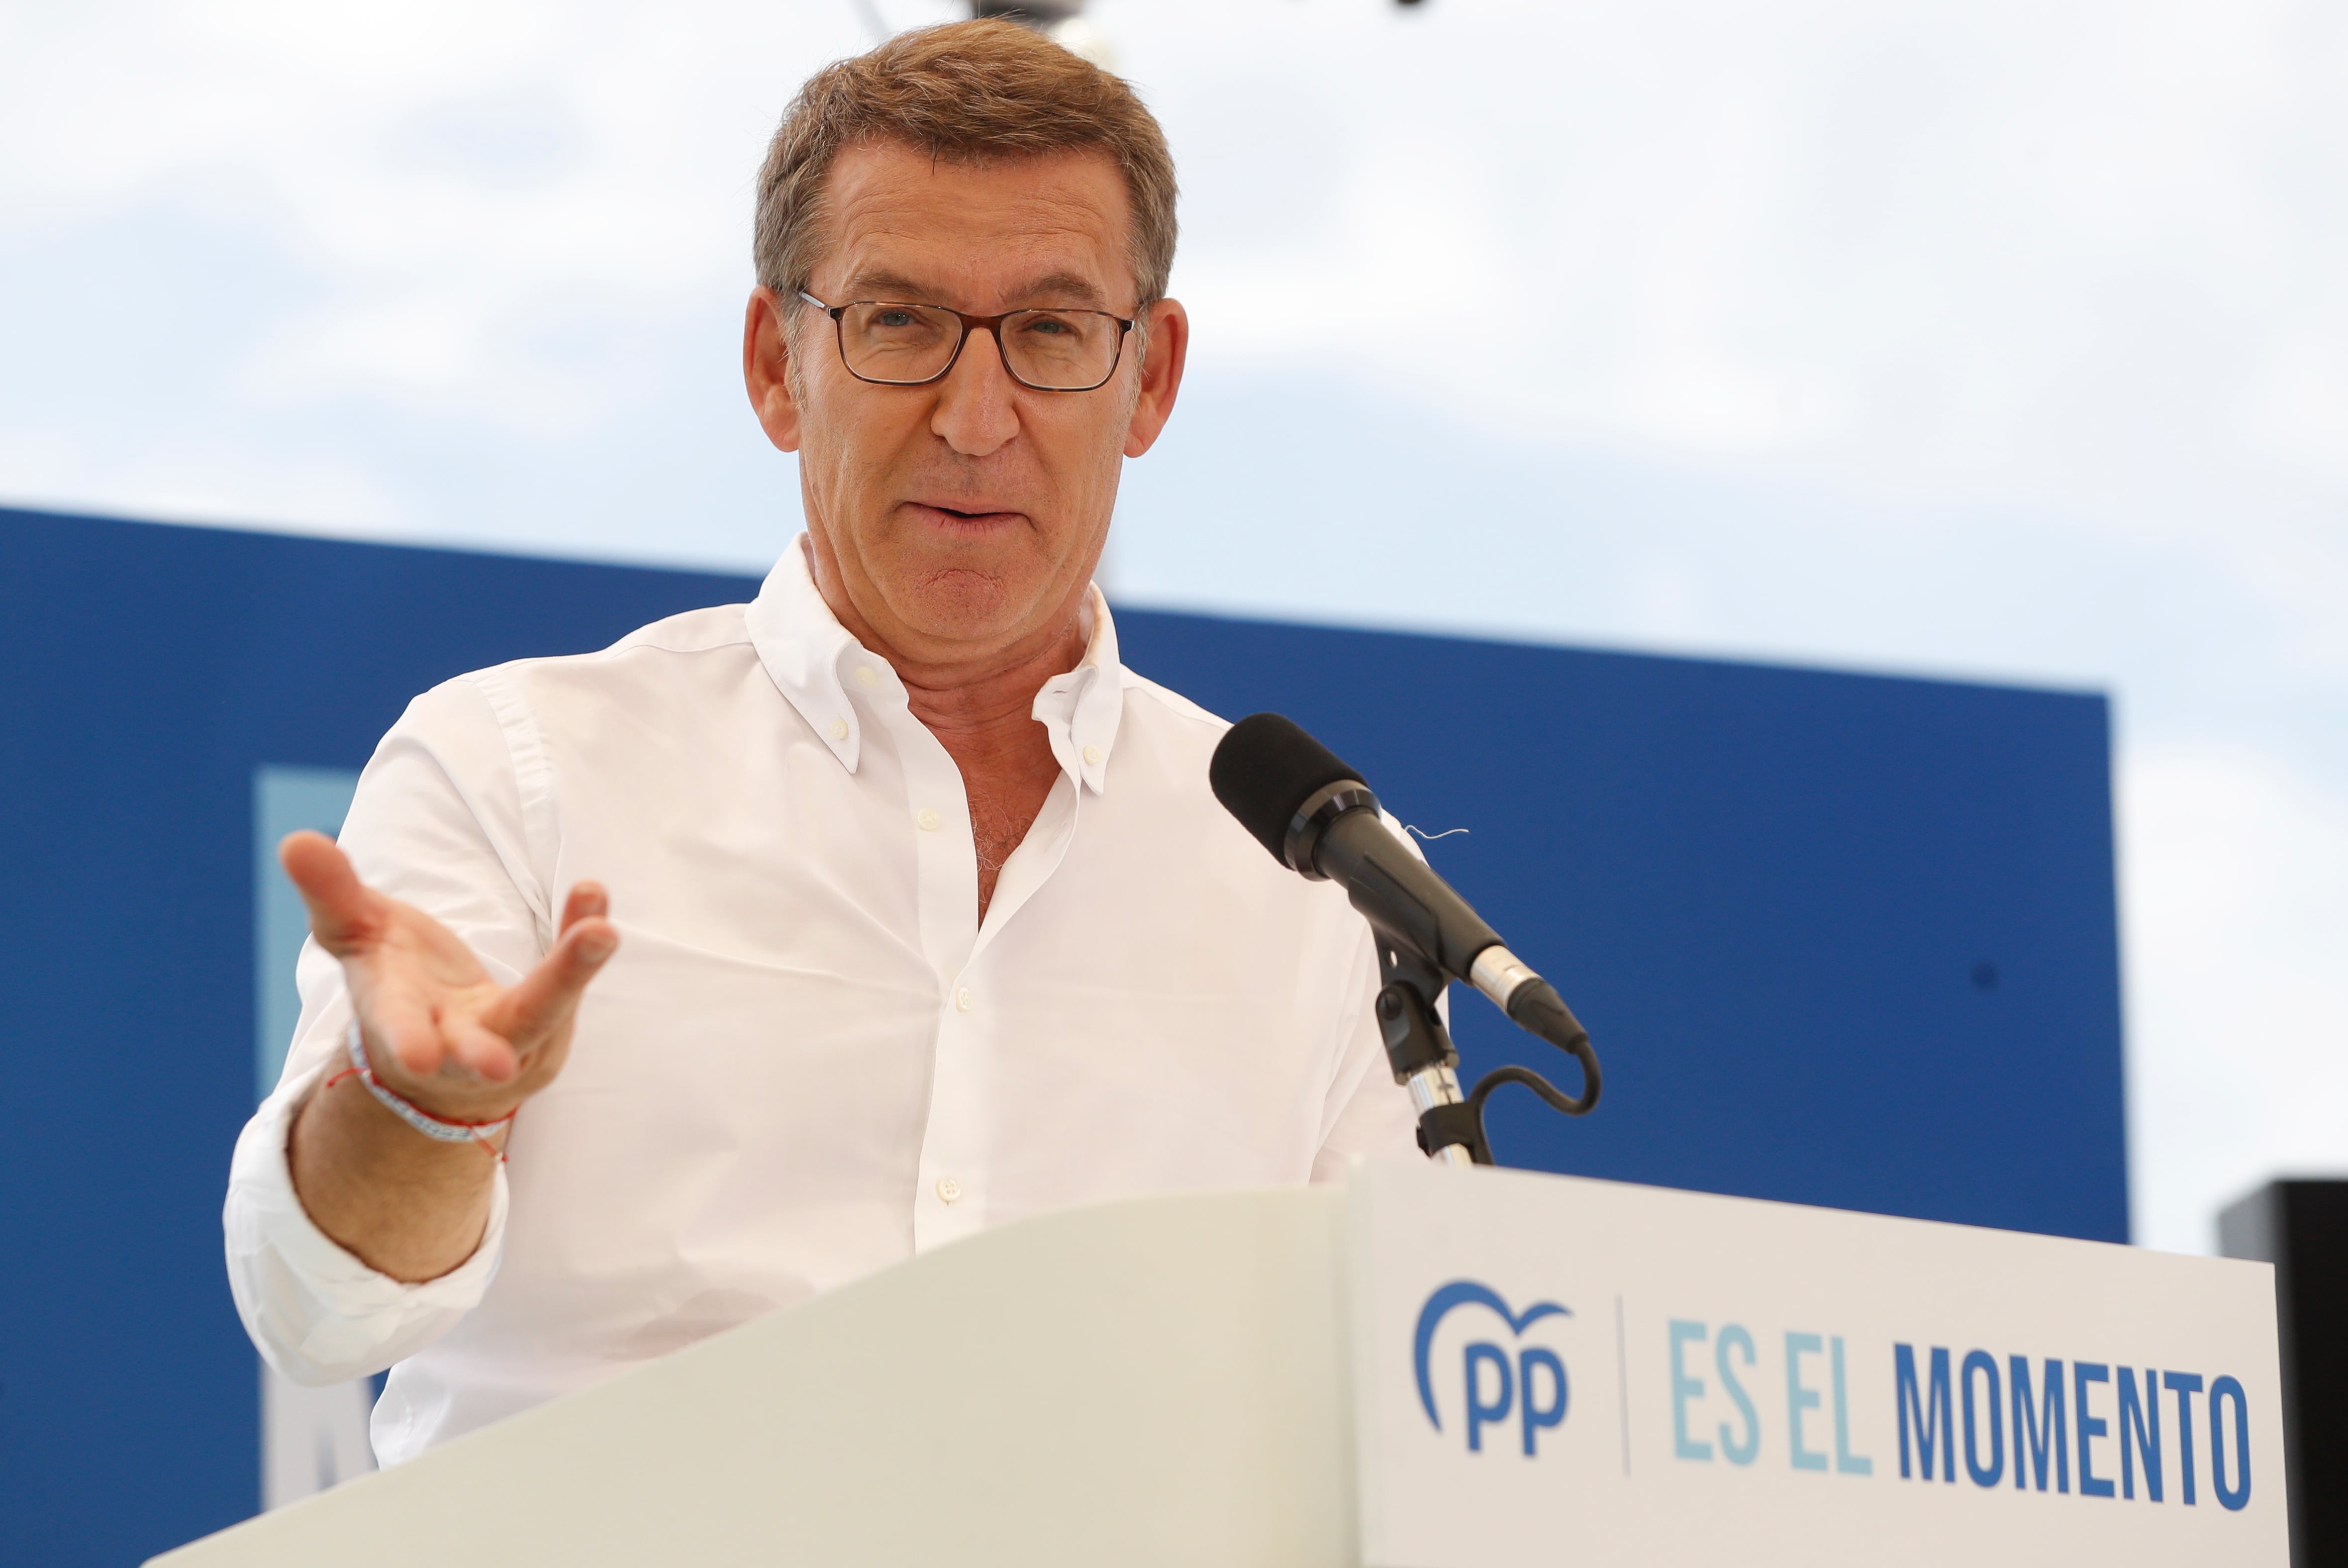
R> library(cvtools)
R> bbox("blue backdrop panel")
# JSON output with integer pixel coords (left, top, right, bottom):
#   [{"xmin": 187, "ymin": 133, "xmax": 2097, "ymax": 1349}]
[
  {"xmin": 1110, "ymin": 613, "xmax": 2124, "ymax": 1236},
  {"xmin": 0, "ymin": 507, "xmax": 2122, "ymax": 1564},
  {"xmin": 0, "ymin": 510, "xmax": 764, "ymax": 1566}
]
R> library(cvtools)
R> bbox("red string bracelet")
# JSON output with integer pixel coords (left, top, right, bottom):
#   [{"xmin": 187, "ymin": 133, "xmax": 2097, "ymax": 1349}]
[{"xmin": 329, "ymin": 1019, "xmax": 513, "ymax": 1161}]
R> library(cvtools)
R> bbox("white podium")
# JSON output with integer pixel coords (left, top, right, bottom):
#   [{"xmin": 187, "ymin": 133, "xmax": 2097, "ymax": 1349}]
[
  {"xmin": 154, "ymin": 1163, "xmax": 2289, "ymax": 1567},
  {"xmin": 160, "ymin": 1185, "xmax": 1356, "ymax": 1567}
]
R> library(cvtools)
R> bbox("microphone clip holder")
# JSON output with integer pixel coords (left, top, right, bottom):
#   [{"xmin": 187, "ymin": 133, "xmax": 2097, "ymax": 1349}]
[{"xmin": 1371, "ymin": 926, "xmax": 1600, "ymax": 1168}]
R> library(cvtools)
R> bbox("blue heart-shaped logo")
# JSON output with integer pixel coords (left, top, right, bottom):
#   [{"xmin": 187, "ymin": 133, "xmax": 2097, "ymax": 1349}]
[{"xmin": 1413, "ymin": 1279, "xmax": 1572, "ymax": 1429}]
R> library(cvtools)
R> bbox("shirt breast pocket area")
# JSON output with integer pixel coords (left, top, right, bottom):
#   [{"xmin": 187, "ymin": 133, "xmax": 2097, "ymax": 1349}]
[
  {"xmin": 993, "ymin": 980, "xmax": 1340, "ymax": 1185},
  {"xmin": 527, "ymin": 930, "xmax": 938, "ymax": 1155}
]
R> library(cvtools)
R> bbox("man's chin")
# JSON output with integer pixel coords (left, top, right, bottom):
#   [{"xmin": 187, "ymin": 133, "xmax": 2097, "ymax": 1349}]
[
  {"xmin": 837, "ymin": 518, "xmax": 1091, "ymax": 658},
  {"xmin": 887, "ymin": 567, "xmax": 1039, "ymax": 650}
]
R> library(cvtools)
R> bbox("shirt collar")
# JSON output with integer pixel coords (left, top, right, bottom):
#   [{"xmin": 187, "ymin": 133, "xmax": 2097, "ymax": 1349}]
[
  {"xmin": 744, "ymin": 534, "xmax": 1125, "ymax": 794},
  {"xmin": 1033, "ymin": 584, "xmax": 1124, "ymax": 796}
]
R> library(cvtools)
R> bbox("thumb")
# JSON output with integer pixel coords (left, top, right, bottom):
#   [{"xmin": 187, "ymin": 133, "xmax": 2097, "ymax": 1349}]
[{"xmin": 279, "ymin": 830, "xmax": 383, "ymax": 956}]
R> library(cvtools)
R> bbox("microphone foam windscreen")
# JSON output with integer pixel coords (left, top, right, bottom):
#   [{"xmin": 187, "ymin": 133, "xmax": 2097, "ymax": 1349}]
[{"xmin": 1208, "ymin": 712, "xmax": 1369, "ymax": 865}]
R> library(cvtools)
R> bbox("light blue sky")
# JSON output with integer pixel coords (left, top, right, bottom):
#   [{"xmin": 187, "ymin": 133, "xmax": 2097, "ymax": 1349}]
[{"xmin": 3, "ymin": 0, "xmax": 2342, "ymax": 1251}]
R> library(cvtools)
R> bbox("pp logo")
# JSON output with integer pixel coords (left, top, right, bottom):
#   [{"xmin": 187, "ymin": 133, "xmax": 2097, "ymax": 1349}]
[{"xmin": 1413, "ymin": 1279, "xmax": 1572, "ymax": 1456}]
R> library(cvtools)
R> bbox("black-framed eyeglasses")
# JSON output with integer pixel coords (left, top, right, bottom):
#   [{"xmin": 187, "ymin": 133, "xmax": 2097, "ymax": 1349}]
[{"xmin": 797, "ymin": 291, "xmax": 1136, "ymax": 393}]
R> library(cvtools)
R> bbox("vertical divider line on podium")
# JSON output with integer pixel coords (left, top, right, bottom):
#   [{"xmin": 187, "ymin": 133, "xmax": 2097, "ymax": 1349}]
[{"xmin": 1613, "ymin": 1292, "xmax": 1631, "ymax": 1476}]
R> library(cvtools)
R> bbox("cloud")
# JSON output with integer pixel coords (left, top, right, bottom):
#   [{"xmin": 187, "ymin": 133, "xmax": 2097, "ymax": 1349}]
[
  {"xmin": 2121, "ymin": 745, "xmax": 2348, "ymax": 1251},
  {"xmin": 0, "ymin": 0, "xmax": 2342, "ymax": 1252}
]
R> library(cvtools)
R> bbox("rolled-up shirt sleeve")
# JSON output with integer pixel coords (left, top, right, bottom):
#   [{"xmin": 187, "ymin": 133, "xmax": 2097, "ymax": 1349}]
[{"xmin": 224, "ymin": 672, "xmax": 555, "ymax": 1384}]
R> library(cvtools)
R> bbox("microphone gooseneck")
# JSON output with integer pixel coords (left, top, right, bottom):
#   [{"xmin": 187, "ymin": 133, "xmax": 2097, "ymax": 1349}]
[{"xmin": 1210, "ymin": 712, "xmax": 1601, "ymax": 1167}]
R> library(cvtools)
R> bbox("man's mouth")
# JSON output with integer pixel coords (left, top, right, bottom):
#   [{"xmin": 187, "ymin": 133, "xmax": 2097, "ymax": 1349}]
[{"xmin": 905, "ymin": 500, "xmax": 1023, "ymax": 533}]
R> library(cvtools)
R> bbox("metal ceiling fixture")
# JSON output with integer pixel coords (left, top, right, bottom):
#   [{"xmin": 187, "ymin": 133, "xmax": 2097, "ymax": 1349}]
[
  {"xmin": 952, "ymin": 0, "xmax": 1423, "ymax": 71},
  {"xmin": 969, "ymin": 0, "xmax": 1113, "ymax": 69},
  {"xmin": 971, "ymin": 1, "xmax": 1086, "ymax": 21}
]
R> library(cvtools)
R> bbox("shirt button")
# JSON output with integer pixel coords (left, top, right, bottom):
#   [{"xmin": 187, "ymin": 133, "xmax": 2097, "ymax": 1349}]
[
  {"xmin": 1082, "ymin": 744, "xmax": 1102, "ymax": 766},
  {"xmin": 917, "ymin": 808, "xmax": 941, "ymax": 831},
  {"xmin": 955, "ymin": 987, "xmax": 974, "ymax": 1012},
  {"xmin": 936, "ymin": 1176, "xmax": 964, "ymax": 1203},
  {"xmin": 855, "ymin": 666, "xmax": 877, "ymax": 686},
  {"xmin": 829, "ymin": 718, "xmax": 849, "ymax": 741}
]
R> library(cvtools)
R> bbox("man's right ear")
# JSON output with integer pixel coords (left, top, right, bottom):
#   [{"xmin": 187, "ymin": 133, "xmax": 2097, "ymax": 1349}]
[{"xmin": 742, "ymin": 288, "xmax": 804, "ymax": 454}]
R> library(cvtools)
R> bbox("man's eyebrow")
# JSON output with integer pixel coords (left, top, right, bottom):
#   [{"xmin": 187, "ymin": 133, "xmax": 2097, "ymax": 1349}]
[
  {"xmin": 838, "ymin": 269, "xmax": 935, "ymax": 301},
  {"xmin": 1009, "ymin": 271, "xmax": 1112, "ymax": 309},
  {"xmin": 836, "ymin": 268, "xmax": 1115, "ymax": 311}
]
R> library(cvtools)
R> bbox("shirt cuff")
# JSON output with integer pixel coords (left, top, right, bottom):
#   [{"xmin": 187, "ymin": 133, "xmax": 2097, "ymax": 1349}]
[{"xmin": 224, "ymin": 1060, "xmax": 510, "ymax": 1385}]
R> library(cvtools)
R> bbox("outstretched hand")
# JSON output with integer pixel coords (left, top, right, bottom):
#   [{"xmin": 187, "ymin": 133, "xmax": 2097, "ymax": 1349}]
[{"xmin": 279, "ymin": 830, "xmax": 618, "ymax": 1123}]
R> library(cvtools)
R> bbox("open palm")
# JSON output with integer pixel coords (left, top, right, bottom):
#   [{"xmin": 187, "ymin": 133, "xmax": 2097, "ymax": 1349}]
[{"xmin": 279, "ymin": 830, "xmax": 618, "ymax": 1123}]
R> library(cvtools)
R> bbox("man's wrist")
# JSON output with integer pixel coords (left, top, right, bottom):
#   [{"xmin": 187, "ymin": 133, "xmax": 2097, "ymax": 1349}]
[
  {"xmin": 286, "ymin": 1045, "xmax": 505, "ymax": 1284},
  {"xmin": 334, "ymin": 1020, "xmax": 518, "ymax": 1156}
]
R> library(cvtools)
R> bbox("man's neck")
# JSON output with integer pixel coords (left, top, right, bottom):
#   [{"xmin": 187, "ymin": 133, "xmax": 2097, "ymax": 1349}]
[
  {"xmin": 889, "ymin": 617, "xmax": 1088, "ymax": 758},
  {"xmin": 805, "ymin": 540, "xmax": 1091, "ymax": 915},
  {"xmin": 875, "ymin": 625, "xmax": 1087, "ymax": 919}
]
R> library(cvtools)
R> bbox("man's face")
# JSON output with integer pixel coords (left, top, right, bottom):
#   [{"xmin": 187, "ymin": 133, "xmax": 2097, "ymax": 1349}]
[{"xmin": 743, "ymin": 140, "xmax": 1186, "ymax": 673}]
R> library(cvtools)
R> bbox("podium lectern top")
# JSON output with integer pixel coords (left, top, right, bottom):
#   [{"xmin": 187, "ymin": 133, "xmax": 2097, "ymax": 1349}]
[{"xmin": 157, "ymin": 1164, "xmax": 2284, "ymax": 1567}]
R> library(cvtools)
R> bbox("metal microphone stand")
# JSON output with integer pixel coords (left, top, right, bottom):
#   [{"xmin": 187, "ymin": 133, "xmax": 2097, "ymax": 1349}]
[{"xmin": 1370, "ymin": 926, "xmax": 1602, "ymax": 1167}]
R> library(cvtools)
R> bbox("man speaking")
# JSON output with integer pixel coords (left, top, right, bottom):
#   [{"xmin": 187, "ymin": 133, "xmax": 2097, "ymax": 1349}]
[{"xmin": 225, "ymin": 19, "xmax": 1415, "ymax": 1463}]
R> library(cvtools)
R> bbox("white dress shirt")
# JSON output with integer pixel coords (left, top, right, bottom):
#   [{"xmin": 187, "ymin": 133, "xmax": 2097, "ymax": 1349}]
[{"xmin": 225, "ymin": 536, "xmax": 1418, "ymax": 1464}]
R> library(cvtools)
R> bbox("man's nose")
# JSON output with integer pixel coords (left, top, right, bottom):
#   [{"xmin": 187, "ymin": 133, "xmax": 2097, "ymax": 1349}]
[{"xmin": 929, "ymin": 326, "xmax": 1022, "ymax": 458}]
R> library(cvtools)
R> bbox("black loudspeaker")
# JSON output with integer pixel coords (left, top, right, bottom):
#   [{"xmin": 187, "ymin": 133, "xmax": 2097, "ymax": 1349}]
[{"xmin": 2219, "ymin": 1180, "xmax": 2348, "ymax": 1567}]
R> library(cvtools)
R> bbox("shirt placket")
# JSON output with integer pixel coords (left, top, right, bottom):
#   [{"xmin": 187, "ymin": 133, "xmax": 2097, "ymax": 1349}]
[
  {"xmin": 826, "ymin": 613, "xmax": 1115, "ymax": 1256},
  {"xmin": 881, "ymin": 697, "xmax": 988, "ymax": 1252}
]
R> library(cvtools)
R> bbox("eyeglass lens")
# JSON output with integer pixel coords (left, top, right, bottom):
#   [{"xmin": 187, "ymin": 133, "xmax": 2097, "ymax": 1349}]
[{"xmin": 839, "ymin": 303, "xmax": 1121, "ymax": 390}]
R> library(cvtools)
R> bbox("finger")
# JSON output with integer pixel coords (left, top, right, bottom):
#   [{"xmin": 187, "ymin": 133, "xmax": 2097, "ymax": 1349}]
[
  {"xmin": 479, "ymin": 917, "xmax": 618, "ymax": 1046},
  {"xmin": 440, "ymin": 1012, "xmax": 521, "ymax": 1083},
  {"xmin": 365, "ymin": 984, "xmax": 448, "ymax": 1079},
  {"xmin": 280, "ymin": 831, "xmax": 383, "ymax": 956},
  {"xmin": 559, "ymin": 881, "xmax": 609, "ymax": 934}
]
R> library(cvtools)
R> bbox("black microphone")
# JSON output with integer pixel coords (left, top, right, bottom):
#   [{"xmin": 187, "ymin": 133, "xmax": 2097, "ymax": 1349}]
[{"xmin": 1207, "ymin": 712, "xmax": 1593, "ymax": 1063}]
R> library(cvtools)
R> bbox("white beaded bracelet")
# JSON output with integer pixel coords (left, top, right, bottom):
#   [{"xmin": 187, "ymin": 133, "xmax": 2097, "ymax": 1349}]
[{"xmin": 330, "ymin": 1018, "xmax": 514, "ymax": 1160}]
